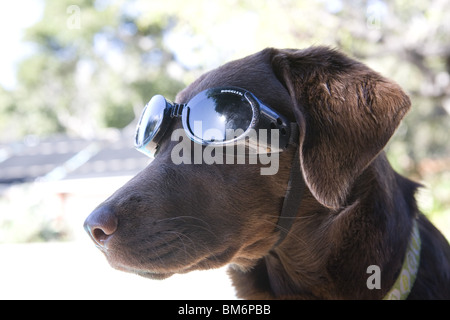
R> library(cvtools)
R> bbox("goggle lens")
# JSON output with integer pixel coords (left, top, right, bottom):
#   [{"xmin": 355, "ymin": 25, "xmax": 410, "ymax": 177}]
[
  {"xmin": 136, "ymin": 95, "xmax": 167, "ymax": 147},
  {"xmin": 185, "ymin": 90, "xmax": 254, "ymax": 142}
]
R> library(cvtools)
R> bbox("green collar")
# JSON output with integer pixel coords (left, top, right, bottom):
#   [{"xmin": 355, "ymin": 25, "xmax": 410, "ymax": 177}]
[{"xmin": 383, "ymin": 220, "xmax": 421, "ymax": 300}]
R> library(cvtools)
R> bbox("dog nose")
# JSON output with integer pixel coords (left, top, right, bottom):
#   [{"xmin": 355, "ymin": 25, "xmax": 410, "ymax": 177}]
[{"xmin": 84, "ymin": 205, "xmax": 118, "ymax": 247}]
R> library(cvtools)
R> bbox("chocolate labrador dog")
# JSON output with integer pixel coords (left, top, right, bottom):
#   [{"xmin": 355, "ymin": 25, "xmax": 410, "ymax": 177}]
[{"xmin": 84, "ymin": 47, "xmax": 450, "ymax": 299}]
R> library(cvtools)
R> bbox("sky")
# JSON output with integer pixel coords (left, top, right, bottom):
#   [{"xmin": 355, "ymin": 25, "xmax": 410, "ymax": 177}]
[{"xmin": 0, "ymin": 1, "xmax": 44, "ymax": 90}]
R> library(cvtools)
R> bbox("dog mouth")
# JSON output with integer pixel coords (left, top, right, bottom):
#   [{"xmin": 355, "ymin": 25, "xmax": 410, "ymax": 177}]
[
  {"xmin": 108, "ymin": 257, "xmax": 206, "ymax": 281},
  {"xmin": 114, "ymin": 264, "xmax": 175, "ymax": 280},
  {"xmin": 137, "ymin": 271, "xmax": 174, "ymax": 280},
  {"xmin": 100, "ymin": 247, "xmax": 181, "ymax": 279},
  {"xmin": 99, "ymin": 237, "xmax": 238, "ymax": 280},
  {"xmin": 100, "ymin": 248, "xmax": 178, "ymax": 280}
]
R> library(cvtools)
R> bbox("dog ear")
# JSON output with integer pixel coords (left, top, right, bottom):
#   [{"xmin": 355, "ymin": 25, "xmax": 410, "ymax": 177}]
[{"xmin": 271, "ymin": 47, "xmax": 411, "ymax": 210}]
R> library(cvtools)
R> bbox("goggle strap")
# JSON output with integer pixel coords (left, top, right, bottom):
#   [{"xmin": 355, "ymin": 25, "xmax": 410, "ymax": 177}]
[
  {"xmin": 171, "ymin": 103, "xmax": 186, "ymax": 118},
  {"xmin": 274, "ymin": 143, "xmax": 304, "ymax": 247},
  {"xmin": 288, "ymin": 123, "xmax": 299, "ymax": 146}
]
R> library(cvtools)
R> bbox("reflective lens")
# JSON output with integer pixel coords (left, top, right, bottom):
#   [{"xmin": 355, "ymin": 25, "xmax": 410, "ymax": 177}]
[
  {"xmin": 185, "ymin": 89, "xmax": 254, "ymax": 143},
  {"xmin": 135, "ymin": 95, "xmax": 167, "ymax": 147}
]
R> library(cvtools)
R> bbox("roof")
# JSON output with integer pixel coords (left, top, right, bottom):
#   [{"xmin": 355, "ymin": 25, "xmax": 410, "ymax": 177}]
[{"xmin": 0, "ymin": 130, "xmax": 150, "ymax": 185}]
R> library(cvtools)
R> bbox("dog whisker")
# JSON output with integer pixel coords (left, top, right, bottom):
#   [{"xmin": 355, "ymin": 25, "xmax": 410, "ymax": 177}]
[
  {"xmin": 162, "ymin": 230, "xmax": 221, "ymax": 266},
  {"xmin": 157, "ymin": 215, "xmax": 213, "ymax": 229},
  {"xmin": 155, "ymin": 215, "xmax": 220, "ymax": 240}
]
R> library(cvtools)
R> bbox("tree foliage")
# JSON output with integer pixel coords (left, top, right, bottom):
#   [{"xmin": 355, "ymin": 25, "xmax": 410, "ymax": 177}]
[{"xmin": 0, "ymin": 0, "xmax": 449, "ymax": 218}]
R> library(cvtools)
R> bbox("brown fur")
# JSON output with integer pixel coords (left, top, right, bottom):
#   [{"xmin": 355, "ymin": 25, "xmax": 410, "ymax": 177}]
[{"xmin": 84, "ymin": 47, "xmax": 450, "ymax": 299}]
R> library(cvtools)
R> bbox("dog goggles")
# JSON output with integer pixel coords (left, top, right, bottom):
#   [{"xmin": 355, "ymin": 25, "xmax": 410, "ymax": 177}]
[{"xmin": 135, "ymin": 87, "xmax": 293, "ymax": 158}]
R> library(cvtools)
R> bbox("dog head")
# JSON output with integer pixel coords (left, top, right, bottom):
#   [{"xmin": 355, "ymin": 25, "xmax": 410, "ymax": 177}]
[{"xmin": 84, "ymin": 47, "xmax": 410, "ymax": 280}]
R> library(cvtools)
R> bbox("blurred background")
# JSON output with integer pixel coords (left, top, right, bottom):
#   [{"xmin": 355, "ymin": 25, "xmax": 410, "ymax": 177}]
[{"xmin": 0, "ymin": 0, "xmax": 449, "ymax": 299}]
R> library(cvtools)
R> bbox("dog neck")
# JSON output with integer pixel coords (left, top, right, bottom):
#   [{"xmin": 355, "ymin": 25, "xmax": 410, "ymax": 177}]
[
  {"xmin": 229, "ymin": 157, "xmax": 422, "ymax": 299},
  {"xmin": 260, "ymin": 219, "xmax": 421, "ymax": 299}
]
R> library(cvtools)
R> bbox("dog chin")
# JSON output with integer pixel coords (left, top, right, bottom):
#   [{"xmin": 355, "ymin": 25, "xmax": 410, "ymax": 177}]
[
  {"xmin": 112, "ymin": 263, "xmax": 175, "ymax": 280},
  {"xmin": 134, "ymin": 271, "xmax": 174, "ymax": 280}
]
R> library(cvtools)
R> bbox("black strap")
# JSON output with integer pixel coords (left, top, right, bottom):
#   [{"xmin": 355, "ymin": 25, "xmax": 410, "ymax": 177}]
[{"xmin": 274, "ymin": 146, "xmax": 305, "ymax": 247}]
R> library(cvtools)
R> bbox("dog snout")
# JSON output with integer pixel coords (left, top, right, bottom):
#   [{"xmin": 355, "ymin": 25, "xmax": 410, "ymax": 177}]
[{"xmin": 84, "ymin": 205, "xmax": 118, "ymax": 248}]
